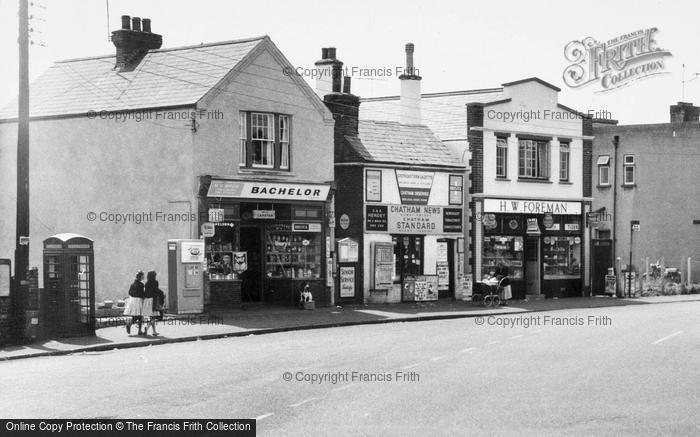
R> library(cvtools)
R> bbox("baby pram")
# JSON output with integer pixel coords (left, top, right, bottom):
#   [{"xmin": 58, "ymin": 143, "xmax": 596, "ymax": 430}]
[{"xmin": 472, "ymin": 276, "xmax": 510, "ymax": 307}]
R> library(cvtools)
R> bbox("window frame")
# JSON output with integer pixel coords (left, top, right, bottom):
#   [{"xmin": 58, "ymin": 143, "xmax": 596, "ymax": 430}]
[
  {"xmin": 240, "ymin": 111, "xmax": 292, "ymax": 171},
  {"xmin": 623, "ymin": 154, "xmax": 635, "ymax": 185},
  {"xmin": 518, "ymin": 139, "xmax": 550, "ymax": 180},
  {"xmin": 559, "ymin": 142, "xmax": 570, "ymax": 181},
  {"xmin": 496, "ymin": 137, "xmax": 508, "ymax": 178},
  {"xmin": 598, "ymin": 164, "xmax": 610, "ymax": 186}
]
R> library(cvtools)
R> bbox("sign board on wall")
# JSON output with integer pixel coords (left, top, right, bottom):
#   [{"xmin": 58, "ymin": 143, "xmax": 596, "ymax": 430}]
[
  {"xmin": 208, "ymin": 180, "xmax": 330, "ymax": 202},
  {"xmin": 181, "ymin": 241, "xmax": 205, "ymax": 263},
  {"xmin": 395, "ymin": 170, "xmax": 434, "ymax": 205},
  {"xmin": 436, "ymin": 242, "xmax": 450, "ymax": 291},
  {"xmin": 208, "ymin": 208, "xmax": 225, "ymax": 223},
  {"xmin": 201, "ymin": 222, "xmax": 215, "ymax": 237},
  {"xmin": 484, "ymin": 198, "xmax": 582, "ymax": 215},
  {"xmin": 0, "ymin": 261, "xmax": 10, "ymax": 297},
  {"xmin": 365, "ymin": 170, "xmax": 382, "ymax": 202},
  {"xmin": 402, "ymin": 275, "xmax": 439, "ymax": 302},
  {"xmin": 253, "ymin": 210, "xmax": 275, "ymax": 219},
  {"xmin": 340, "ymin": 267, "xmax": 355, "ymax": 298},
  {"xmin": 365, "ymin": 205, "xmax": 463, "ymax": 234},
  {"xmin": 337, "ymin": 238, "xmax": 359, "ymax": 263}
]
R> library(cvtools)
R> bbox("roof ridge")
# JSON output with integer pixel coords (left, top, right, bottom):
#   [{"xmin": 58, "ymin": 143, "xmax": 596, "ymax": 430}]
[
  {"xmin": 361, "ymin": 87, "xmax": 504, "ymax": 102},
  {"xmin": 55, "ymin": 35, "xmax": 268, "ymax": 64}
]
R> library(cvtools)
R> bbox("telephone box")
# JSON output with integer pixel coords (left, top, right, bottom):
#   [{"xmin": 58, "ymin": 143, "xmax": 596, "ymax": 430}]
[
  {"xmin": 43, "ymin": 233, "xmax": 95, "ymax": 337},
  {"xmin": 167, "ymin": 239, "xmax": 205, "ymax": 314}
]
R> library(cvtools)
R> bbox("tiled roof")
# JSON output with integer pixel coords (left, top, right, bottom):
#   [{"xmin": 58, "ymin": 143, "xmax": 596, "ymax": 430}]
[
  {"xmin": 0, "ymin": 36, "xmax": 267, "ymax": 120},
  {"xmin": 360, "ymin": 88, "xmax": 505, "ymax": 141},
  {"xmin": 350, "ymin": 120, "xmax": 465, "ymax": 168}
]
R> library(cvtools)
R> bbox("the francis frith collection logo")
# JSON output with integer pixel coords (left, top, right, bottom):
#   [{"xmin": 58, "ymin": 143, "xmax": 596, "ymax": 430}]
[{"xmin": 563, "ymin": 28, "xmax": 672, "ymax": 91}]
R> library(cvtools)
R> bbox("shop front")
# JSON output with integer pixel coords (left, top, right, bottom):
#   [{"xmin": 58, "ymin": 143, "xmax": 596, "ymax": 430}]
[
  {"xmin": 476, "ymin": 198, "xmax": 584, "ymax": 299},
  {"xmin": 200, "ymin": 178, "xmax": 332, "ymax": 308}
]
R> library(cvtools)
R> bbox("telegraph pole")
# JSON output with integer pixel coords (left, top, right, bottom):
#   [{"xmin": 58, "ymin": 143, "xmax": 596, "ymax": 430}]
[{"xmin": 15, "ymin": 0, "xmax": 30, "ymax": 284}]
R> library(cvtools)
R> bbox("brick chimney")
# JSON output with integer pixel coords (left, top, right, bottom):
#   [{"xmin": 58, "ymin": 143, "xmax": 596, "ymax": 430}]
[
  {"xmin": 670, "ymin": 102, "xmax": 700, "ymax": 123},
  {"xmin": 399, "ymin": 43, "xmax": 422, "ymax": 125},
  {"xmin": 319, "ymin": 48, "xmax": 360, "ymax": 161},
  {"xmin": 111, "ymin": 15, "xmax": 162, "ymax": 72}
]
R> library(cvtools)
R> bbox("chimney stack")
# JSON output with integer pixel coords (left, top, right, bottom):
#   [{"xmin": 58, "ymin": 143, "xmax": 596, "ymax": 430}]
[
  {"xmin": 318, "ymin": 48, "xmax": 360, "ymax": 162},
  {"xmin": 399, "ymin": 42, "xmax": 422, "ymax": 125},
  {"xmin": 314, "ymin": 47, "xmax": 342, "ymax": 98},
  {"xmin": 670, "ymin": 101, "xmax": 700, "ymax": 123},
  {"xmin": 111, "ymin": 15, "xmax": 162, "ymax": 72}
]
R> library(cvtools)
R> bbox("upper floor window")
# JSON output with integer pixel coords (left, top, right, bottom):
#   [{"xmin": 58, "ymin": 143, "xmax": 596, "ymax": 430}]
[
  {"xmin": 518, "ymin": 139, "xmax": 550, "ymax": 179},
  {"xmin": 559, "ymin": 142, "xmax": 570, "ymax": 181},
  {"xmin": 597, "ymin": 155, "xmax": 610, "ymax": 186},
  {"xmin": 623, "ymin": 155, "xmax": 635, "ymax": 185},
  {"xmin": 496, "ymin": 137, "xmax": 508, "ymax": 178},
  {"xmin": 239, "ymin": 112, "xmax": 291, "ymax": 170}
]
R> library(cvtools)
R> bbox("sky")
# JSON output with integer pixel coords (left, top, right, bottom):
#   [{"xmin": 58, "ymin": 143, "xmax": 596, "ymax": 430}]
[{"xmin": 0, "ymin": 0, "xmax": 699, "ymax": 125}]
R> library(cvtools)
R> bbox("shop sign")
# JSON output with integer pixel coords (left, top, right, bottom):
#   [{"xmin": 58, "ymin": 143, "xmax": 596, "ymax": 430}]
[
  {"xmin": 543, "ymin": 214, "xmax": 554, "ymax": 228},
  {"xmin": 526, "ymin": 218, "xmax": 541, "ymax": 235},
  {"xmin": 208, "ymin": 208, "xmax": 225, "ymax": 223},
  {"xmin": 366, "ymin": 205, "xmax": 388, "ymax": 231},
  {"xmin": 232, "ymin": 252, "xmax": 248, "ymax": 273},
  {"xmin": 0, "ymin": 262, "xmax": 10, "ymax": 297},
  {"xmin": 565, "ymin": 223, "xmax": 580, "ymax": 231},
  {"xmin": 365, "ymin": 170, "xmax": 382, "ymax": 202},
  {"xmin": 181, "ymin": 241, "xmax": 205, "ymax": 263},
  {"xmin": 201, "ymin": 222, "xmax": 215, "ymax": 237},
  {"xmin": 292, "ymin": 222, "xmax": 322, "ymax": 233},
  {"xmin": 436, "ymin": 242, "xmax": 450, "ymax": 290},
  {"xmin": 484, "ymin": 198, "xmax": 581, "ymax": 215},
  {"xmin": 339, "ymin": 214, "xmax": 350, "ymax": 230},
  {"xmin": 366, "ymin": 205, "xmax": 463, "ymax": 234},
  {"xmin": 340, "ymin": 267, "xmax": 355, "ymax": 298},
  {"xmin": 207, "ymin": 180, "xmax": 330, "ymax": 202},
  {"xmin": 395, "ymin": 170, "xmax": 434, "ymax": 205},
  {"xmin": 443, "ymin": 208, "xmax": 463, "ymax": 233},
  {"xmin": 253, "ymin": 210, "xmax": 275, "ymax": 219}
]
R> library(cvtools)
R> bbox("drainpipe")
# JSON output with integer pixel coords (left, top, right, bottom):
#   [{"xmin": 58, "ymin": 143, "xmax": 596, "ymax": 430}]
[{"xmin": 612, "ymin": 135, "xmax": 619, "ymax": 295}]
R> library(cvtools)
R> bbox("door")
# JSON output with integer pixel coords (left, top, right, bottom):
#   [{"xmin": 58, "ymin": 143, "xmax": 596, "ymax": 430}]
[
  {"xmin": 525, "ymin": 237, "xmax": 540, "ymax": 294},
  {"xmin": 593, "ymin": 239, "xmax": 613, "ymax": 295},
  {"xmin": 240, "ymin": 225, "xmax": 262, "ymax": 302},
  {"xmin": 393, "ymin": 235, "xmax": 423, "ymax": 280},
  {"xmin": 436, "ymin": 239, "xmax": 454, "ymax": 299}
]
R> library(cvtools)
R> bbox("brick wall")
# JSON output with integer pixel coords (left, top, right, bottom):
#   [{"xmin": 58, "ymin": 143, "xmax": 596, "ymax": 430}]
[
  {"xmin": 467, "ymin": 103, "xmax": 484, "ymax": 194},
  {"xmin": 333, "ymin": 165, "xmax": 364, "ymax": 304},
  {"xmin": 324, "ymin": 93, "xmax": 360, "ymax": 163},
  {"xmin": 582, "ymin": 116, "xmax": 593, "ymax": 198}
]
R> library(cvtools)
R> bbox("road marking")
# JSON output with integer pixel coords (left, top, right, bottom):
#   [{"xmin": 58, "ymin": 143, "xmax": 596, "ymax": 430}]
[
  {"xmin": 487, "ymin": 340, "xmax": 501, "ymax": 345},
  {"xmin": 254, "ymin": 413, "xmax": 274, "ymax": 421},
  {"xmin": 511, "ymin": 335, "xmax": 524, "ymax": 339},
  {"xmin": 332, "ymin": 383, "xmax": 359, "ymax": 392},
  {"xmin": 652, "ymin": 330, "xmax": 683, "ymax": 345},
  {"xmin": 430, "ymin": 355, "xmax": 448, "ymax": 362},
  {"xmin": 460, "ymin": 347, "xmax": 475, "ymax": 353},
  {"xmin": 289, "ymin": 398, "xmax": 319, "ymax": 407},
  {"xmin": 401, "ymin": 363, "xmax": 421, "ymax": 370}
]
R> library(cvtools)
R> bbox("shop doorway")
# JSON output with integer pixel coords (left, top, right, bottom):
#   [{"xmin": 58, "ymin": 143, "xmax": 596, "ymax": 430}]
[
  {"xmin": 240, "ymin": 225, "xmax": 262, "ymax": 302},
  {"xmin": 393, "ymin": 235, "xmax": 423, "ymax": 279},
  {"xmin": 592, "ymin": 239, "xmax": 613, "ymax": 295},
  {"xmin": 525, "ymin": 237, "xmax": 540, "ymax": 295},
  {"xmin": 437, "ymin": 239, "xmax": 455, "ymax": 299}
]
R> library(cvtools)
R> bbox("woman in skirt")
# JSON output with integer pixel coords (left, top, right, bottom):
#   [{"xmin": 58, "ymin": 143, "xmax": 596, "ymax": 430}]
[
  {"xmin": 142, "ymin": 270, "xmax": 162, "ymax": 336},
  {"xmin": 124, "ymin": 271, "xmax": 145, "ymax": 335}
]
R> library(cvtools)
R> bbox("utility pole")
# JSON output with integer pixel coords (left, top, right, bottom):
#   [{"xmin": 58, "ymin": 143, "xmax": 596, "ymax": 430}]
[{"xmin": 15, "ymin": 0, "xmax": 30, "ymax": 285}]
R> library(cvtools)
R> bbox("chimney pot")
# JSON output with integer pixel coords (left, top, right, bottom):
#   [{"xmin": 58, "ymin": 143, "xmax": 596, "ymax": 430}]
[
  {"xmin": 322, "ymin": 48, "xmax": 329, "ymax": 59},
  {"xmin": 327, "ymin": 47, "xmax": 336, "ymax": 59},
  {"xmin": 120, "ymin": 15, "xmax": 131, "ymax": 30},
  {"xmin": 142, "ymin": 18, "xmax": 151, "ymax": 33},
  {"xmin": 343, "ymin": 76, "xmax": 352, "ymax": 94},
  {"xmin": 131, "ymin": 17, "xmax": 142, "ymax": 32},
  {"xmin": 405, "ymin": 42, "xmax": 415, "ymax": 74}
]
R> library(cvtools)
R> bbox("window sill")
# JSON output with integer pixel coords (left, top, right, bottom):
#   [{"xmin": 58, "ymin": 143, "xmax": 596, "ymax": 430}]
[
  {"xmin": 239, "ymin": 168, "xmax": 295, "ymax": 176},
  {"xmin": 495, "ymin": 177, "xmax": 511, "ymax": 181},
  {"xmin": 517, "ymin": 178, "xmax": 553, "ymax": 184},
  {"xmin": 558, "ymin": 180, "xmax": 573, "ymax": 185},
  {"xmin": 621, "ymin": 183, "xmax": 636, "ymax": 188},
  {"xmin": 596, "ymin": 184, "xmax": 612, "ymax": 189}
]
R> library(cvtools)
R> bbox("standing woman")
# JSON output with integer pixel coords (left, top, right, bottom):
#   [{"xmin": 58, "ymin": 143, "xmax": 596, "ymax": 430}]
[
  {"xmin": 143, "ymin": 270, "xmax": 162, "ymax": 336},
  {"xmin": 124, "ymin": 271, "xmax": 145, "ymax": 335}
]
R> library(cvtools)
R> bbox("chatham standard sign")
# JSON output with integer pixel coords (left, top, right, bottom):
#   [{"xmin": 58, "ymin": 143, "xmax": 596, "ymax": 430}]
[{"xmin": 483, "ymin": 198, "xmax": 582, "ymax": 215}]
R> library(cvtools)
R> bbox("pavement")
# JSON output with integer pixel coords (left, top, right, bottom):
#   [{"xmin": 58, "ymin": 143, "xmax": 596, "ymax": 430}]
[{"xmin": 1, "ymin": 293, "xmax": 699, "ymax": 361}]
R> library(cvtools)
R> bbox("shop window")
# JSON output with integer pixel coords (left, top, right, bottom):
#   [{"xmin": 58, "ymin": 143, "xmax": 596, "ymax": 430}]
[
  {"xmin": 265, "ymin": 226, "xmax": 321, "ymax": 279},
  {"xmin": 496, "ymin": 137, "xmax": 508, "ymax": 178},
  {"xmin": 559, "ymin": 143, "xmax": 570, "ymax": 181},
  {"xmin": 623, "ymin": 155, "xmax": 635, "ymax": 185},
  {"xmin": 482, "ymin": 236, "xmax": 524, "ymax": 280},
  {"xmin": 392, "ymin": 236, "xmax": 423, "ymax": 281},
  {"xmin": 240, "ymin": 111, "xmax": 292, "ymax": 171},
  {"xmin": 597, "ymin": 229, "xmax": 611, "ymax": 239},
  {"xmin": 597, "ymin": 155, "xmax": 610, "ymax": 186},
  {"xmin": 294, "ymin": 206, "xmax": 321, "ymax": 218},
  {"xmin": 543, "ymin": 236, "xmax": 581, "ymax": 279},
  {"xmin": 518, "ymin": 139, "xmax": 550, "ymax": 179}
]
